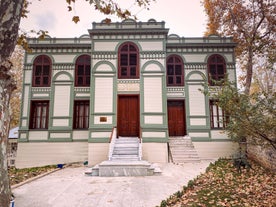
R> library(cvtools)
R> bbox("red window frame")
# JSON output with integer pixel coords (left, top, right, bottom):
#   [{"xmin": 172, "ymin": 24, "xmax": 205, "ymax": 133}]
[
  {"xmin": 166, "ymin": 55, "xmax": 184, "ymax": 86},
  {"xmin": 208, "ymin": 54, "xmax": 226, "ymax": 85},
  {"xmin": 32, "ymin": 55, "xmax": 51, "ymax": 87},
  {"xmin": 73, "ymin": 100, "xmax": 89, "ymax": 129},
  {"xmin": 29, "ymin": 101, "xmax": 49, "ymax": 129},
  {"xmin": 118, "ymin": 42, "xmax": 139, "ymax": 79},
  {"xmin": 75, "ymin": 55, "xmax": 91, "ymax": 87}
]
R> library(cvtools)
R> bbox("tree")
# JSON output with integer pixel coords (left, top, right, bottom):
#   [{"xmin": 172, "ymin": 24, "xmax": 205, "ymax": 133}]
[
  {"xmin": 0, "ymin": 1, "xmax": 153, "ymax": 206},
  {"xmin": 206, "ymin": 79, "xmax": 276, "ymax": 151},
  {"xmin": 203, "ymin": 0, "xmax": 276, "ymax": 94}
]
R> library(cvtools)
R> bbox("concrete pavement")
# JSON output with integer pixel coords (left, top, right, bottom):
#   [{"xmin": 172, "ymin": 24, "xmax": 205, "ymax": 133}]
[{"xmin": 12, "ymin": 161, "xmax": 213, "ymax": 207}]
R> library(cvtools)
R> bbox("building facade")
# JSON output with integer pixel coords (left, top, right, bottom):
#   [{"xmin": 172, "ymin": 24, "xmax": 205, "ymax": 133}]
[{"xmin": 17, "ymin": 19, "xmax": 237, "ymax": 168}]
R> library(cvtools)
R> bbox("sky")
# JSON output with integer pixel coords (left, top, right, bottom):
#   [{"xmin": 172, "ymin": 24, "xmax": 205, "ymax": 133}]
[{"xmin": 20, "ymin": 0, "xmax": 207, "ymax": 38}]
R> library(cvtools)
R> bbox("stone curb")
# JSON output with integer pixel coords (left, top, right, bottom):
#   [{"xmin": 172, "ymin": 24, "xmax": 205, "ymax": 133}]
[{"xmin": 11, "ymin": 168, "xmax": 61, "ymax": 190}]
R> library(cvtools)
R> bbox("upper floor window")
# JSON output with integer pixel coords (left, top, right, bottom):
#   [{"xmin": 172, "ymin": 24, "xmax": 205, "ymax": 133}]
[
  {"xmin": 118, "ymin": 42, "xmax": 139, "ymax": 79},
  {"xmin": 209, "ymin": 100, "xmax": 228, "ymax": 129},
  {"xmin": 75, "ymin": 55, "xmax": 91, "ymax": 87},
  {"xmin": 32, "ymin": 55, "xmax": 51, "ymax": 87},
  {"xmin": 208, "ymin": 54, "xmax": 226, "ymax": 85},
  {"xmin": 29, "ymin": 101, "xmax": 49, "ymax": 129},
  {"xmin": 166, "ymin": 55, "xmax": 184, "ymax": 86},
  {"xmin": 73, "ymin": 100, "xmax": 89, "ymax": 129}
]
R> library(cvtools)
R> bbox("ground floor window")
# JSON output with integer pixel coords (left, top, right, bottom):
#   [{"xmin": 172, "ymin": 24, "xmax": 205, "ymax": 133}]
[
  {"xmin": 30, "ymin": 101, "xmax": 49, "ymax": 129},
  {"xmin": 73, "ymin": 100, "xmax": 89, "ymax": 129},
  {"xmin": 209, "ymin": 100, "xmax": 228, "ymax": 129}
]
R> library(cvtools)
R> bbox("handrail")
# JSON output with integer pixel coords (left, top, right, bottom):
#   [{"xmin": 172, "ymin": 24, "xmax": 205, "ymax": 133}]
[
  {"xmin": 138, "ymin": 126, "xmax": 142, "ymax": 160},
  {"xmin": 108, "ymin": 127, "xmax": 117, "ymax": 161}
]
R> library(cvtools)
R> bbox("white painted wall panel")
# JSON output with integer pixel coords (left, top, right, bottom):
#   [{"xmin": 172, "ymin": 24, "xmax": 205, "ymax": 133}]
[
  {"xmin": 94, "ymin": 77, "xmax": 113, "ymax": 113},
  {"xmin": 24, "ymin": 71, "xmax": 32, "ymax": 84},
  {"xmin": 142, "ymin": 143, "xmax": 168, "ymax": 163},
  {"xmin": 21, "ymin": 120, "xmax": 27, "ymax": 127},
  {"xmin": 144, "ymin": 116, "xmax": 163, "ymax": 124},
  {"xmin": 193, "ymin": 142, "xmax": 238, "ymax": 159},
  {"xmin": 183, "ymin": 54, "xmax": 206, "ymax": 63},
  {"xmin": 16, "ymin": 142, "xmax": 88, "ymax": 168},
  {"xmin": 91, "ymin": 132, "xmax": 111, "ymax": 138},
  {"xmin": 26, "ymin": 54, "xmax": 35, "ymax": 64},
  {"xmin": 33, "ymin": 93, "xmax": 49, "ymax": 97},
  {"xmin": 190, "ymin": 118, "xmax": 206, "ymax": 126},
  {"xmin": 94, "ymin": 42, "xmax": 118, "ymax": 51},
  {"xmin": 144, "ymin": 77, "xmax": 163, "ymax": 113},
  {"xmin": 50, "ymin": 133, "xmax": 70, "ymax": 139},
  {"xmin": 22, "ymin": 86, "xmax": 29, "ymax": 117},
  {"xmin": 29, "ymin": 131, "xmax": 48, "ymax": 140},
  {"xmin": 211, "ymin": 130, "xmax": 229, "ymax": 139},
  {"xmin": 88, "ymin": 143, "xmax": 109, "ymax": 166},
  {"xmin": 139, "ymin": 41, "xmax": 163, "ymax": 51},
  {"xmin": 142, "ymin": 132, "xmax": 166, "ymax": 138},
  {"xmin": 95, "ymin": 64, "xmax": 113, "ymax": 72},
  {"xmin": 52, "ymin": 54, "xmax": 76, "ymax": 63},
  {"xmin": 188, "ymin": 85, "xmax": 206, "ymax": 116},
  {"xmin": 189, "ymin": 132, "xmax": 209, "ymax": 137},
  {"xmin": 55, "ymin": 73, "xmax": 71, "ymax": 81},
  {"xmin": 52, "ymin": 119, "xmax": 69, "ymax": 126},
  {"xmin": 53, "ymin": 85, "xmax": 71, "ymax": 116},
  {"xmin": 143, "ymin": 63, "xmax": 162, "ymax": 72},
  {"xmin": 73, "ymin": 131, "xmax": 89, "ymax": 140}
]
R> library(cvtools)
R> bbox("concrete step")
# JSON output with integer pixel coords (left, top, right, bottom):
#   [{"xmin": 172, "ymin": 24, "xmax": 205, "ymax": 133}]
[{"xmin": 169, "ymin": 136, "xmax": 201, "ymax": 164}]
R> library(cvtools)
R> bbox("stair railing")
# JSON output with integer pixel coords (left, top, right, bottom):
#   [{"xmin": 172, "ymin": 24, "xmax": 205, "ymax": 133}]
[
  {"xmin": 138, "ymin": 127, "xmax": 142, "ymax": 160},
  {"xmin": 108, "ymin": 127, "xmax": 117, "ymax": 161}
]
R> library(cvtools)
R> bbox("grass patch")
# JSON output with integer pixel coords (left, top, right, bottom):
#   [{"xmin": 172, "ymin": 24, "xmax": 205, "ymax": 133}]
[
  {"xmin": 9, "ymin": 165, "xmax": 57, "ymax": 185},
  {"xmin": 159, "ymin": 159, "xmax": 276, "ymax": 207}
]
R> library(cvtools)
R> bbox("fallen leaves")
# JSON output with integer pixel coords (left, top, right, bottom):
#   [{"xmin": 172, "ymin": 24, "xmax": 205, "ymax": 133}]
[{"xmin": 161, "ymin": 159, "xmax": 276, "ymax": 207}]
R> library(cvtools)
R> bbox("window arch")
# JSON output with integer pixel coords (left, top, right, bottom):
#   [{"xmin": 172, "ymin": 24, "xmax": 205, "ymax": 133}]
[
  {"xmin": 32, "ymin": 55, "xmax": 51, "ymax": 87},
  {"xmin": 166, "ymin": 55, "xmax": 184, "ymax": 86},
  {"xmin": 207, "ymin": 54, "xmax": 226, "ymax": 85},
  {"xmin": 118, "ymin": 42, "xmax": 139, "ymax": 79},
  {"xmin": 75, "ymin": 55, "xmax": 91, "ymax": 87}
]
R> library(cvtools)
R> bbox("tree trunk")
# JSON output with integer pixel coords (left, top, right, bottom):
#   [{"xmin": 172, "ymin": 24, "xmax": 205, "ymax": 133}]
[
  {"xmin": 0, "ymin": 67, "xmax": 16, "ymax": 207},
  {"xmin": 0, "ymin": 1, "xmax": 24, "ymax": 206},
  {"xmin": 244, "ymin": 46, "xmax": 254, "ymax": 95}
]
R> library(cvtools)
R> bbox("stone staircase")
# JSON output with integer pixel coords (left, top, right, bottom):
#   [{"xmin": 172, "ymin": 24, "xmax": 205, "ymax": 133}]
[
  {"xmin": 87, "ymin": 137, "xmax": 161, "ymax": 176},
  {"xmin": 110, "ymin": 137, "xmax": 140, "ymax": 161},
  {"xmin": 169, "ymin": 136, "xmax": 201, "ymax": 163}
]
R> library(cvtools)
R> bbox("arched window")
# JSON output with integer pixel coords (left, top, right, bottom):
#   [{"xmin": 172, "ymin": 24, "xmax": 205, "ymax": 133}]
[
  {"xmin": 207, "ymin": 54, "xmax": 226, "ymax": 85},
  {"xmin": 75, "ymin": 55, "xmax": 91, "ymax": 87},
  {"xmin": 118, "ymin": 42, "xmax": 139, "ymax": 79},
  {"xmin": 166, "ymin": 55, "xmax": 184, "ymax": 86},
  {"xmin": 32, "ymin": 55, "xmax": 51, "ymax": 87}
]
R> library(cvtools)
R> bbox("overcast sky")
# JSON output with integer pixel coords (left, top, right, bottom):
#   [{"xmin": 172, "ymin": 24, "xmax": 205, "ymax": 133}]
[{"xmin": 20, "ymin": 0, "xmax": 207, "ymax": 38}]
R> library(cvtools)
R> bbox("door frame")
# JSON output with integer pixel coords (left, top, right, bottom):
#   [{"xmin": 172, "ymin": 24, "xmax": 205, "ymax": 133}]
[
  {"xmin": 167, "ymin": 99, "xmax": 186, "ymax": 136},
  {"xmin": 117, "ymin": 94, "xmax": 140, "ymax": 137}
]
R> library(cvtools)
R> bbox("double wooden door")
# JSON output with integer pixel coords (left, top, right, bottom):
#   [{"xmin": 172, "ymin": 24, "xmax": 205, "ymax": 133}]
[
  {"xmin": 168, "ymin": 100, "xmax": 186, "ymax": 136},
  {"xmin": 117, "ymin": 95, "xmax": 139, "ymax": 137}
]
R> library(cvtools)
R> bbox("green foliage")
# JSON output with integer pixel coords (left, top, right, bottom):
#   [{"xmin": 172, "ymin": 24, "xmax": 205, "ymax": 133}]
[{"xmin": 206, "ymin": 79, "xmax": 276, "ymax": 150}]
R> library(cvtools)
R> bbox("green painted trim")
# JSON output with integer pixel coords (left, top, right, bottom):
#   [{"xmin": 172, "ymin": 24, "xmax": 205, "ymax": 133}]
[
  {"xmin": 89, "ymin": 138, "xmax": 110, "ymax": 143},
  {"xmin": 142, "ymin": 138, "xmax": 168, "ymax": 143},
  {"xmin": 192, "ymin": 139, "xmax": 233, "ymax": 142},
  {"xmin": 141, "ymin": 60, "xmax": 165, "ymax": 72},
  {"xmin": 17, "ymin": 139, "xmax": 28, "ymax": 143},
  {"xmin": 48, "ymin": 138, "xmax": 73, "ymax": 142},
  {"xmin": 92, "ymin": 60, "xmax": 116, "ymax": 73},
  {"xmin": 52, "ymin": 71, "xmax": 73, "ymax": 82}
]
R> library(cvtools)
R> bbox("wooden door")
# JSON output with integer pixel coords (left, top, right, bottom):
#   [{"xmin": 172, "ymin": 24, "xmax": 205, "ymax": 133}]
[
  {"xmin": 118, "ymin": 95, "xmax": 139, "ymax": 137},
  {"xmin": 168, "ymin": 100, "xmax": 186, "ymax": 136}
]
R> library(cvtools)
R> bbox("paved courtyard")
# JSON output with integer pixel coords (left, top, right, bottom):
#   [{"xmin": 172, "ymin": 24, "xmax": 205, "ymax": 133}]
[{"xmin": 12, "ymin": 161, "xmax": 213, "ymax": 207}]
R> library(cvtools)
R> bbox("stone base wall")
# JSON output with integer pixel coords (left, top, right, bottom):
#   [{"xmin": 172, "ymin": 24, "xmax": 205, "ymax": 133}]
[{"xmin": 247, "ymin": 144, "xmax": 276, "ymax": 172}]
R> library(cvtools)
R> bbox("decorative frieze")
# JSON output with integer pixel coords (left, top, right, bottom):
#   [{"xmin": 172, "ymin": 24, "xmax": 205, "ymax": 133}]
[
  {"xmin": 117, "ymin": 80, "xmax": 140, "ymax": 92},
  {"xmin": 92, "ymin": 52, "xmax": 117, "ymax": 60},
  {"xmin": 167, "ymin": 87, "xmax": 185, "ymax": 97},
  {"xmin": 53, "ymin": 63, "xmax": 75, "ymax": 70},
  {"xmin": 31, "ymin": 87, "xmax": 51, "ymax": 93},
  {"xmin": 74, "ymin": 87, "xmax": 90, "ymax": 93}
]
